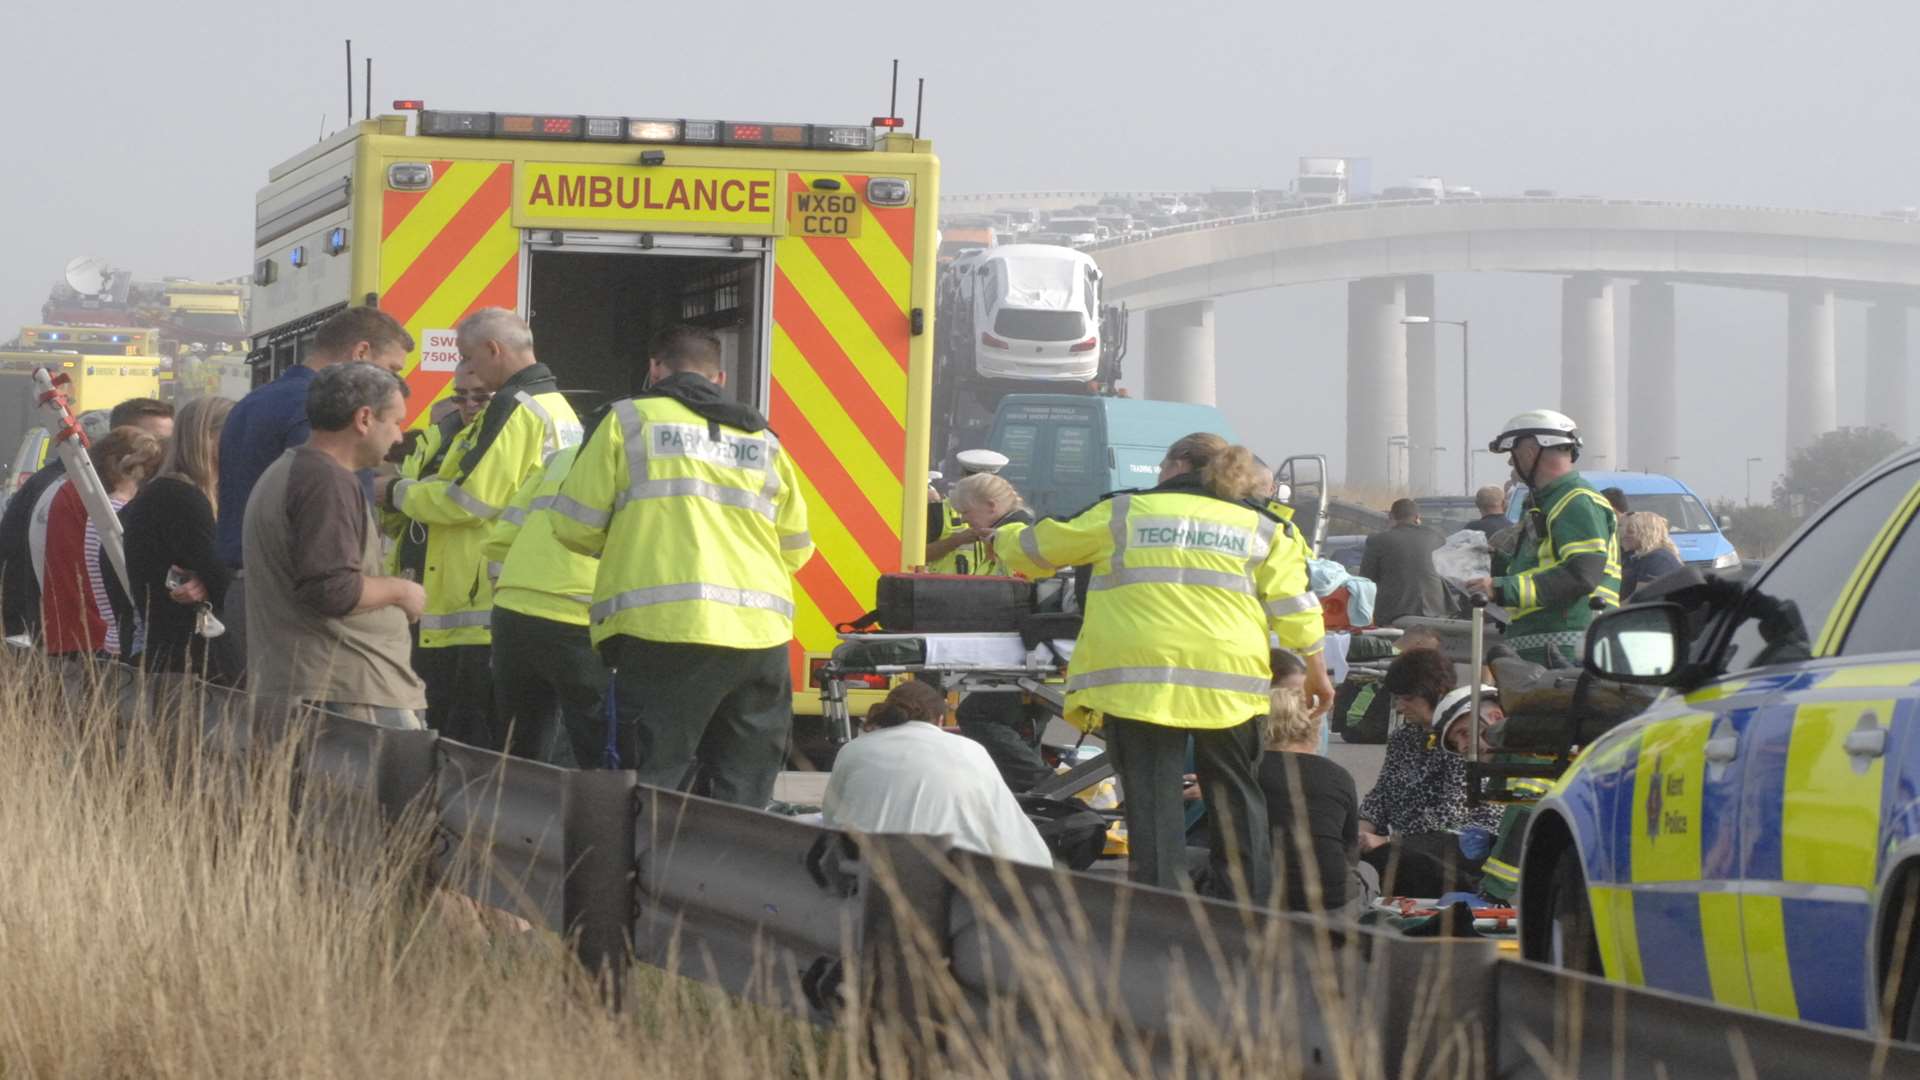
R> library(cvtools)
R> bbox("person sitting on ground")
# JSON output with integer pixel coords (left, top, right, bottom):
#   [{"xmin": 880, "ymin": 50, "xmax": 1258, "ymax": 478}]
[
  {"xmin": 1619, "ymin": 510, "xmax": 1685, "ymax": 601},
  {"xmin": 945, "ymin": 472, "xmax": 1035, "ymax": 577},
  {"xmin": 823, "ymin": 680, "xmax": 1053, "ymax": 867},
  {"xmin": 1260, "ymin": 683, "xmax": 1364, "ymax": 914},
  {"xmin": 1356, "ymin": 648, "xmax": 1502, "ymax": 898}
]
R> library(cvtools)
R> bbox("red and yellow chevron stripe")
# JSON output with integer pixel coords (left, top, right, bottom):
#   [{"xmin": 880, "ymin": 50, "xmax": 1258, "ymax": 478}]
[
  {"xmin": 377, "ymin": 159, "xmax": 520, "ymax": 426},
  {"xmin": 771, "ymin": 171, "xmax": 917, "ymax": 677}
]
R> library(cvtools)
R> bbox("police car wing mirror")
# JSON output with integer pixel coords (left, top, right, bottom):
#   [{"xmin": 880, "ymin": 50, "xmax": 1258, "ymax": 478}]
[{"xmin": 1583, "ymin": 602, "xmax": 1686, "ymax": 685}]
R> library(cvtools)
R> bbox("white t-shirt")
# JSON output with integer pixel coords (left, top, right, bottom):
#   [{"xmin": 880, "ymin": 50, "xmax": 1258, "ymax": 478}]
[
  {"xmin": 822, "ymin": 722, "xmax": 1054, "ymax": 868},
  {"xmin": 28, "ymin": 477, "xmax": 68, "ymax": 588}
]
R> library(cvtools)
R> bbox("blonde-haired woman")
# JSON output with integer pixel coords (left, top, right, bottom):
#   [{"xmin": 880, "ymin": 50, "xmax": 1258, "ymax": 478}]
[
  {"xmin": 945, "ymin": 472, "xmax": 1034, "ymax": 576},
  {"xmin": 121, "ymin": 396, "xmax": 239, "ymax": 682},
  {"xmin": 1259, "ymin": 685, "xmax": 1363, "ymax": 913},
  {"xmin": 993, "ymin": 431, "xmax": 1333, "ymax": 899},
  {"xmin": 1619, "ymin": 510, "xmax": 1684, "ymax": 601}
]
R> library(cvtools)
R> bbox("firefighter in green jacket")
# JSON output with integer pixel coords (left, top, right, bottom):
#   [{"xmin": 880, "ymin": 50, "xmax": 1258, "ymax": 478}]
[{"xmin": 1466, "ymin": 410, "xmax": 1621, "ymax": 667}]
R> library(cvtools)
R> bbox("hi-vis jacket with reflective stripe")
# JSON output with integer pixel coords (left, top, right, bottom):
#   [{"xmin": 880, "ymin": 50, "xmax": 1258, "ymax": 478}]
[
  {"xmin": 994, "ymin": 475, "xmax": 1325, "ymax": 732},
  {"xmin": 550, "ymin": 394, "xmax": 813, "ymax": 650},
  {"xmin": 483, "ymin": 445, "xmax": 595, "ymax": 628},
  {"xmin": 1494, "ymin": 471, "xmax": 1621, "ymax": 650},
  {"xmin": 927, "ymin": 500, "xmax": 974, "ymax": 574},
  {"xmin": 393, "ymin": 375, "xmax": 582, "ymax": 648},
  {"xmin": 382, "ymin": 412, "xmax": 459, "ymax": 577}
]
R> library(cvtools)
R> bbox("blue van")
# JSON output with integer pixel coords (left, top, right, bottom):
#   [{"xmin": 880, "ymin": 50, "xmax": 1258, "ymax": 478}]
[
  {"xmin": 987, "ymin": 394, "xmax": 1239, "ymax": 520},
  {"xmin": 1507, "ymin": 470, "xmax": 1739, "ymax": 571}
]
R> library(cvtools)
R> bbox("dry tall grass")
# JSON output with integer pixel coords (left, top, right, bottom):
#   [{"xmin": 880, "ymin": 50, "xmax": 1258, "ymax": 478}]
[{"xmin": 0, "ymin": 651, "xmax": 1489, "ymax": 1079}]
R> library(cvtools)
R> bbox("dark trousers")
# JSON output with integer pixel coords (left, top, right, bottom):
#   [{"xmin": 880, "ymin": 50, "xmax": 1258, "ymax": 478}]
[
  {"xmin": 222, "ymin": 573, "xmax": 249, "ymax": 682},
  {"xmin": 956, "ymin": 691, "xmax": 1054, "ymax": 793},
  {"xmin": 602, "ymin": 635, "xmax": 791, "ymax": 808},
  {"xmin": 1105, "ymin": 715, "xmax": 1269, "ymax": 902},
  {"xmin": 1362, "ymin": 831, "xmax": 1484, "ymax": 899},
  {"xmin": 417, "ymin": 642, "xmax": 497, "ymax": 748},
  {"xmin": 490, "ymin": 606, "xmax": 605, "ymax": 766}
]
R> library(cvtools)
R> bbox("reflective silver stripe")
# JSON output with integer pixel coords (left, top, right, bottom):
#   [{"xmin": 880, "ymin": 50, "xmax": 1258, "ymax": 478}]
[
  {"xmin": 616, "ymin": 477, "xmax": 776, "ymax": 520},
  {"xmin": 1265, "ymin": 591, "xmax": 1321, "ymax": 617},
  {"xmin": 528, "ymin": 494, "xmax": 560, "ymax": 513},
  {"xmin": 1018, "ymin": 525, "xmax": 1053, "ymax": 570},
  {"xmin": 1625, "ymin": 880, "xmax": 1868, "ymax": 904},
  {"xmin": 591, "ymin": 583, "xmax": 794, "ymax": 622},
  {"xmin": 1066, "ymin": 666, "xmax": 1270, "ymax": 696},
  {"xmin": 515, "ymin": 391, "xmax": 582, "ymax": 461},
  {"xmin": 486, "ymin": 561, "xmax": 504, "ymax": 579},
  {"xmin": 1089, "ymin": 566, "xmax": 1256, "ymax": 594},
  {"xmin": 615, "ymin": 399, "xmax": 648, "ymax": 484},
  {"xmin": 447, "ymin": 483, "xmax": 501, "ymax": 519},
  {"xmin": 566, "ymin": 593, "xmax": 593, "ymax": 604},
  {"xmin": 550, "ymin": 494, "xmax": 611, "ymax": 529},
  {"xmin": 498, "ymin": 506, "xmax": 528, "ymax": 527},
  {"xmin": 392, "ymin": 478, "xmax": 416, "ymax": 506},
  {"xmin": 1108, "ymin": 493, "xmax": 1132, "ymax": 568},
  {"xmin": 1248, "ymin": 515, "xmax": 1278, "ymax": 578},
  {"xmin": 780, "ymin": 530, "xmax": 812, "ymax": 550},
  {"xmin": 760, "ymin": 430, "xmax": 782, "ymax": 502},
  {"xmin": 420, "ymin": 610, "xmax": 492, "ymax": 630}
]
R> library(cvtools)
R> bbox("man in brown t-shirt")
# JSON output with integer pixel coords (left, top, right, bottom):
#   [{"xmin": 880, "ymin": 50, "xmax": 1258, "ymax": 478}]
[{"xmin": 243, "ymin": 362, "xmax": 427, "ymax": 725}]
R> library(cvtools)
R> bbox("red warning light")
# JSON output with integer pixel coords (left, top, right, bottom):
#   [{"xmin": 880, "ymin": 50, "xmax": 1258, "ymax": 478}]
[{"xmin": 393, "ymin": 99, "xmax": 425, "ymax": 111}]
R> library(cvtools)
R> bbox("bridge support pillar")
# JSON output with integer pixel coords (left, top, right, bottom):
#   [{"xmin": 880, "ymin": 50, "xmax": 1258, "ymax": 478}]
[
  {"xmin": 1561, "ymin": 274, "xmax": 1617, "ymax": 471},
  {"xmin": 1347, "ymin": 277, "xmax": 1408, "ymax": 491},
  {"xmin": 1866, "ymin": 300, "xmax": 1909, "ymax": 441},
  {"xmin": 1145, "ymin": 300, "xmax": 1217, "ymax": 405},
  {"xmin": 1627, "ymin": 279, "xmax": 1677, "ymax": 473},
  {"xmin": 1787, "ymin": 285, "xmax": 1838, "ymax": 456},
  {"xmin": 1404, "ymin": 275, "xmax": 1438, "ymax": 494}
]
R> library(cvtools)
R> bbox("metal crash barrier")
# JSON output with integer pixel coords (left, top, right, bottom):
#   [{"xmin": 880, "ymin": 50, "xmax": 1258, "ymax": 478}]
[{"xmin": 22, "ymin": 647, "xmax": 1920, "ymax": 1078}]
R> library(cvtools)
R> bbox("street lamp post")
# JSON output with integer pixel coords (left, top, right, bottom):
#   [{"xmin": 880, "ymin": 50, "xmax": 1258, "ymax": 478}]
[
  {"xmin": 1746, "ymin": 456, "xmax": 1764, "ymax": 506},
  {"xmin": 1403, "ymin": 315, "xmax": 1471, "ymax": 494}
]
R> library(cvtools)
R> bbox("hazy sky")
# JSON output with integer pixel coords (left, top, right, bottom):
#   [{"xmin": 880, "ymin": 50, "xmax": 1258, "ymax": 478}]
[{"xmin": 6, "ymin": 0, "xmax": 1918, "ymax": 501}]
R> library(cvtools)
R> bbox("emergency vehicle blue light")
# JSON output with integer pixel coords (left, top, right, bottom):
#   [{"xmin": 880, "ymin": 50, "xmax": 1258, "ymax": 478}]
[
  {"xmin": 289, "ymin": 246, "xmax": 307, "ymax": 269},
  {"xmin": 326, "ymin": 227, "xmax": 349, "ymax": 255}
]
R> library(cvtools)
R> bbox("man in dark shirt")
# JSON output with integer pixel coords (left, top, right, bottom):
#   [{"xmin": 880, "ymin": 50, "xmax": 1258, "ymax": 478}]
[
  {"xmin": 1467, "ymin": 485, "xmax": 1510, "ymax": 540},
  {"xmin": 243, "ymin": 362, "xmax": 426, "ymax": 725},
  {"xmin": 217, "ymin": 307, "xmax": 412, "ymax": 671},
  {"xmin": 1360, "ymin": 499, "xmax": 1447, "ymax": 627}
]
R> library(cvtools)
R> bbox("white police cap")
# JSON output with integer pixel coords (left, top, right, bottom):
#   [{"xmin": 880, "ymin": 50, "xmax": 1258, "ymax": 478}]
[{"xmin": 956, "ymin": 449, "xmax": 1009, "ymax": 476}]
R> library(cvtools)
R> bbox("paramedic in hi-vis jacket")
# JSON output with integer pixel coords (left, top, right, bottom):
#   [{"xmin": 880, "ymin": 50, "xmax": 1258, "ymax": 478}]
[
  {"xmin": 994, "ymin": 433, "xmax": 1332, "ymax": 900},
  {"xmin": 553, "ymin": 325, "xmax": 813, "ymax": 808}
]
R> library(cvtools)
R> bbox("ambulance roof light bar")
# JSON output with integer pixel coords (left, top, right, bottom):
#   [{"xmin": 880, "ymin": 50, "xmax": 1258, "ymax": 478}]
[{"xmin": 400, "ymin": 103, "xmax": 878, "ymax": 150}]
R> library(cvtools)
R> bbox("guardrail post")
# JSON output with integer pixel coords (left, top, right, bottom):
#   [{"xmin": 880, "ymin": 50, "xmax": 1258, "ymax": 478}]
[
  {"xmin": 564, "ymin": 769, "xmax": 638, "ymax": 1008},
  {"xmin": 853, "ymin": 835, "xmax": 956, "ymax": 1068}
]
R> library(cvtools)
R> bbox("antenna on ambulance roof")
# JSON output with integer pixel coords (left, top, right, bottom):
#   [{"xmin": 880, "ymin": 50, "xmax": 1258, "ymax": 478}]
[
  {"xmin": 345, "ymin": 40, "xmax": 354, "ymax": 125},
  {"xmin": 914, "ymin": 77, "xmax": 925, "ymax": 138},
  {"xmin": 365, "ymin": 57, "xmax": 373, "ymax": 120},
  {"xmin": 889, "ymin": 59, "xmax": 899, "ymax": 119}
]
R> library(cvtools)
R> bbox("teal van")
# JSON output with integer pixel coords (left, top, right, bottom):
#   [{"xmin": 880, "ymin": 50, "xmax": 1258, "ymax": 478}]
[{"xmin": 986, "ymin": 394, "xmax": 1240, "ymax": 520}]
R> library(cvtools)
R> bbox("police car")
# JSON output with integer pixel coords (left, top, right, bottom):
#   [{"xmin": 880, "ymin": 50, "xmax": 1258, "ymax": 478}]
[{"xmin": 1518, "ymin": 446, "xmax": 1920, "ymax": 1039}]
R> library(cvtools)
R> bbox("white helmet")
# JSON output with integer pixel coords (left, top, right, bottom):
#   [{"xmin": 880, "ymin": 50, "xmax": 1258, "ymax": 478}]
[{"xmin": 1489, "ymin": 409, "xmax": 1582, "ymax": 460}]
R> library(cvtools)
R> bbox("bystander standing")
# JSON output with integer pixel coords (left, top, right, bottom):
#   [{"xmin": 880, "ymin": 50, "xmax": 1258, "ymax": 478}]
[
  {"xmin": 120, "ymin": 397, "xmax": 239, "ymax": 682},
  {"xmin": 242, "ymin": 363, "xmax": 427, "ymax": 727}
]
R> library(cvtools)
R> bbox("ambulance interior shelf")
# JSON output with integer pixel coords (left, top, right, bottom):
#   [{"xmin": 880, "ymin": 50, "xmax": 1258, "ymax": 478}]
[{"xmin": 818, "ymin": 631, "xmax": 1074, "ymax": 745}]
